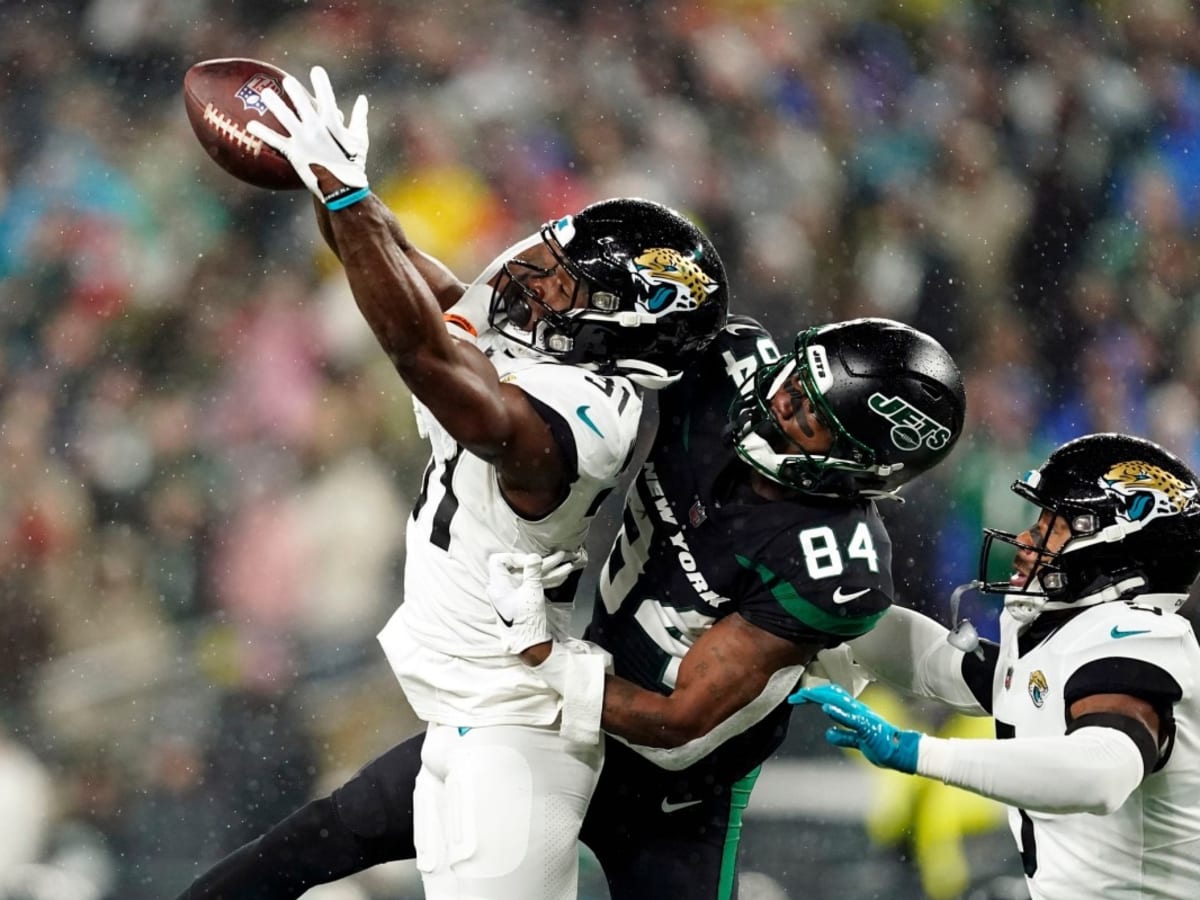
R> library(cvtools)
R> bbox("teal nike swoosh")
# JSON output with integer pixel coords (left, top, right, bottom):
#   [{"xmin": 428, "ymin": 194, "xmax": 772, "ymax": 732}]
[
  {"xmin": 576, "ymin": 405, "xmax": 604, "ymax": 438},
  {"xmin": 1110, "ymin": 626, "xmax": 1151, "ymax": 639}
]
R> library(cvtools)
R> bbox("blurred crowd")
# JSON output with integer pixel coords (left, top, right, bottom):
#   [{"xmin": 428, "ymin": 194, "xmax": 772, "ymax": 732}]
[{"xmin": 4, "ymin": 0, "xmax": 1200, "ymax": 897}]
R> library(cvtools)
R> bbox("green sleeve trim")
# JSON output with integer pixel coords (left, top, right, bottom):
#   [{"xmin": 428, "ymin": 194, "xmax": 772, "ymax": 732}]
[{"xmin": 734, "ymin": 554, "xmax": 884, "ymax": 637}]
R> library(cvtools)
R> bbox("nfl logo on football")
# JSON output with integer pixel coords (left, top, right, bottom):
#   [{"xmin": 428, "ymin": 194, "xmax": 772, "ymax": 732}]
[{"xmin": 235, "ymin": 74, "xmax": 278, "ymax": 116}]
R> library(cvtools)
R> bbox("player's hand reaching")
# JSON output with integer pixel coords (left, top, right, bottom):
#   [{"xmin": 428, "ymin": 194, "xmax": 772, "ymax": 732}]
[
  {"xmin": 789, "ymin": 683, "xmax": 922, "ymax": 774},
  {"xmin": 247, "ymin": 65, "xmax": 369, "ymax": 206}
]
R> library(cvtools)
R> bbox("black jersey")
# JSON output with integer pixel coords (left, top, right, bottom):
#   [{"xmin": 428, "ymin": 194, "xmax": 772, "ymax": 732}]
[{"xmin": 585, "ymin": 316, "xmax": 893, "ymax": 773}]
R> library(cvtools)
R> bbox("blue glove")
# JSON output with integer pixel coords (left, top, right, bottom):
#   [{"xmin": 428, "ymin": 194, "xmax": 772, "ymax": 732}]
[{"xmin": 789, "ymin": 683, "xmax": 922, "ymax": 774}]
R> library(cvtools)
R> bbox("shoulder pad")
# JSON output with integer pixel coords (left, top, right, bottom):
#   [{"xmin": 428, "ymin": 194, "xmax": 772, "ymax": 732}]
[
  {"xmin": 1058, "ymin": 604, "xmax": 1197, "ymax": 698},
  {"xmin": 1061, "ymin": 603, "xmax": 1192, "ymax": 655},
  {"xmin": 509, "ymin": 365, "xmax": 643, "ymax": 481}
]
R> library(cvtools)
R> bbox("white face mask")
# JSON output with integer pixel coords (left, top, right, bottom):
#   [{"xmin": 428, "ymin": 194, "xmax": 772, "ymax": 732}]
[{"xmin": 442, "ymin": 232, "xmax": 552, "ymax": 354}]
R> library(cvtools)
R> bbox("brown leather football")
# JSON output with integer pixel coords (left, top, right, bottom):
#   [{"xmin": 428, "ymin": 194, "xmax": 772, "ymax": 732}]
[{"xmin": 183, "ymin": 58, "xmax": 304, "ymax": 190}]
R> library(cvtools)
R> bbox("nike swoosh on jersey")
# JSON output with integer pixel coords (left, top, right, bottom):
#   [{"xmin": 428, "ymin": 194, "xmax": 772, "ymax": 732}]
[
  {"xmin": 576, "ymin": 404, "xmax": 604, "ymax": 438},
  {"xmin": 661, "ymin": 797, "xmax": 703, "ymax": 814},
  {"xmin": 497, "ymin": 612, "xmax": 514, "ymax": 627},
  {"xmin": 1110, "ymin": 626, "xmax": 1152, "ymax": 639},
  {"xmin": 832, "ymin": 586, "xmax": 871, "ymax": 605},
  {"xmin": 725, "ymin": 321, "xmax": 761, "ymax": 335}
]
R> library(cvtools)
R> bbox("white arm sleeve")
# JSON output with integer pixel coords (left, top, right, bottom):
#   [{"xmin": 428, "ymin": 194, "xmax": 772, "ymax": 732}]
[
  {"xmin": 916, "ymin": 725, "xmax": 1146, "ymax": 814},
  {"xmin": 848, "ymin": 606, "xmax": 988, "ymax": 715}
]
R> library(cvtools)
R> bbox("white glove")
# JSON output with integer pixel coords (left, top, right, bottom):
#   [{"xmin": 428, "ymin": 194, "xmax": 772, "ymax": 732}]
[
  {"xmin": 247, "ymin": 65, "xmax": 369, "ymax": 203},
  {"xmin": 488, "ymin": 552, "xmax": 550, "ymax": 653},
  {"xmin": 538, "ymin": 549, "xmax": 588, "ymax": 590}
]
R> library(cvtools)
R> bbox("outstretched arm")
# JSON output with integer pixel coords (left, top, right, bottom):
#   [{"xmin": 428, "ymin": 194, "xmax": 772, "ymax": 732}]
[
  {"xmin": 791, "ymin": 684, "xmax": 1156, "ymax": 815},
  {"xmin": 848, "ymin": 605, "xmax": 993, "ymax": 715},
  {"xmin": 314, "ymin": 198, "xmax": 466, "ymax": 311},
  {"xmin": 252, "ymin": 68, "xmax": 566, "ymax": 514},
  {"xmin": 321, "ymin": 187, "xmax": 566, "ymax": 510}
]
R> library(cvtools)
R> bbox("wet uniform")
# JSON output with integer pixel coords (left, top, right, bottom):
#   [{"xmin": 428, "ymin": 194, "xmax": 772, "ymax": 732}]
[
  {"xmin": 969, "ymin": 602, "xmax": 1200, "ymax": 899},
  {"xmin": 178, "ymin": 317, "xmax": 892, "ymax": 900},
  {"xmin": 579, "ymin": 316, "xmax": 892, "ymax": 899}
]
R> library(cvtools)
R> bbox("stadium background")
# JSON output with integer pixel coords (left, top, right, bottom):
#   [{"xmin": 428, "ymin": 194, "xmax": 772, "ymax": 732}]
[{"xmin": 3, "ymin": 0, "xmax": 1200, "ymax": 897}]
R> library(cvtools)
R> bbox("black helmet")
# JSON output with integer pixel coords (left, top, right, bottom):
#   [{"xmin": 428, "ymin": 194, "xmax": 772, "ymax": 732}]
[
  {"xmin": 488, "ymin": 197, "xmax": 729, "ymax": 388},
  {"xmin": 979, "ymin": 433, "xmax": 1200, "ymax": 621},
  {"xmin": 727, "ymin": 318, "xmax": 965, "ymax": 497}
]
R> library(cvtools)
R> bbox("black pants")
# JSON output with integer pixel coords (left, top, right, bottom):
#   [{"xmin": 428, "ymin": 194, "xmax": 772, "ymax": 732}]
[{"xmin": 177, "ymin": 728, "xmax": 765, "ymax": 900}]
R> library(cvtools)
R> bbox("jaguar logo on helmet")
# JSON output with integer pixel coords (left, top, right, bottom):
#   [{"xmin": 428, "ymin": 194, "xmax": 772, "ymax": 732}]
[
  {"xmin": 867, "ymin": 393, "xmax": 953, "ymax": 452},
  {"xmin": 631, "ymin": 248, "xmax": 719, "ymax": 314},
  {"xmin": 1102, "ymin": 460, "xmax": 1198, "ymax": 527},
  {"xmin": 486, "ymin": 198, "xmax": 729, "ymax": 389}
]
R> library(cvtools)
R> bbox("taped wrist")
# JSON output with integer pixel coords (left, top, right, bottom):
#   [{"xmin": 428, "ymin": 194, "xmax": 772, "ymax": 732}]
[
  {"xmin": 530, "ymin": 641, "xmax": 609, "ymax": 745},
  {"xmin": 325, "ymin": 185, "xmax": 371, "ymax": 210}
]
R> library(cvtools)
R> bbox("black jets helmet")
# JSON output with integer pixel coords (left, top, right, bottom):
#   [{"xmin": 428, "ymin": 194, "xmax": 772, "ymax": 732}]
[
  {"xmin": 488, "ymin": 197, "xmax": 728, "ymax": 388},
  {"xmin": 727, "ymin": 318, "xmax": 965, "ymax": 498},
  {"xmin": 979, "ymin": 433, "xmax": 1200, "ymax": 622}
]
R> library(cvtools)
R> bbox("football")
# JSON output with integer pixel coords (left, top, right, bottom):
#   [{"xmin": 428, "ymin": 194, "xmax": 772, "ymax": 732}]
[{"xmin": 183, "ymin": 58, "xmax": 304, "ymax": 190}]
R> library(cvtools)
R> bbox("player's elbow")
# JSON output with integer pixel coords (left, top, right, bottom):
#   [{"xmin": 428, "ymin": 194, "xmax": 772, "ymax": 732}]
[
  {"xmin": 1084, "ymin": 780, "xmax": 1137, "ymax": 816},
  {"xmin": 657, "ymin": 706, "xmax": 722, "ymax": 747},
  {"xmin": 619, "ymin": 710, "xmax": 710, "ymax": 750}
]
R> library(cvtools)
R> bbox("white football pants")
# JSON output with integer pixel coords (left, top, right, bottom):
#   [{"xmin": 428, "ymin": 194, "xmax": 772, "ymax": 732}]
[{"xmin": 414, "ymin": 721, "xmax": 604, "ymax": 900}]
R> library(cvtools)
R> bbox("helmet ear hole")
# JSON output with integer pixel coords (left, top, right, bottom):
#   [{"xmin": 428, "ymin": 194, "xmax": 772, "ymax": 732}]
[
  {"xmin": 1071, "ymin": 514, "xmax": 1098, "ymax": 535},
  {"xmin": 591, "ymin": 291, "xmax": 619, "ymax": 312}
]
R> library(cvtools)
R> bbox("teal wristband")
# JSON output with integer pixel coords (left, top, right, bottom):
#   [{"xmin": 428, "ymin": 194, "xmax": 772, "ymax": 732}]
[{"xmin": 326, "ymin": 186, "xmax": 371, "ymax": 211}]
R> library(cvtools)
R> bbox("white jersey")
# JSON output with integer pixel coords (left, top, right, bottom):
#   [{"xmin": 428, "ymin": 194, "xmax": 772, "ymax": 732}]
[
  {"xmin": 379, "ymin": 331, "xmax": 643, "ymax": 727},
  {"xmin": 991, "ymin": 601, "xmax": 1200, "ymax": 899}
]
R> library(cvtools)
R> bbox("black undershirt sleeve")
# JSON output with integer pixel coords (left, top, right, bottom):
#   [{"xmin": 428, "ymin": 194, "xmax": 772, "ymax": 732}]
[
  {"xmin": 1064, "ymin": 656, "xmax": 1182, "ymax": 775},
  {"xmin": 960, "ymin": 638, "xmax": 1000, "ymax": 714},
  {"xmin": 1063, "ymin": 657, "xmax": 1182, "ymax": 709}
]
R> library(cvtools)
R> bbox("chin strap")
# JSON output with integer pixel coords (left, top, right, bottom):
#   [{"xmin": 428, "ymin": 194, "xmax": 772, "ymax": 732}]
[{"xmin": 946, "ymin": 581, "xmax": 987, "ymax": 657}]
